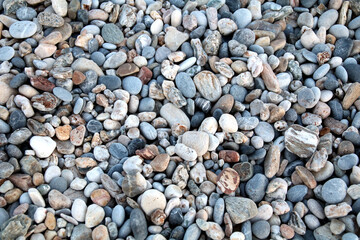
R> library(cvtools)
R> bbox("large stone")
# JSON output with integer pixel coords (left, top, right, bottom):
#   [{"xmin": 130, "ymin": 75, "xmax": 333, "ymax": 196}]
[
  {"xmin": 181, "ymin": 131, "xmax": 209, "ymax": 156},
  {"xmin": 225, "ymin": 197, "xmax": 258, "ymax": 224},
  {"xmin": 193, "ymin": 71, "xmax": 222, "ymax": 102},
  {"xmin": 72, "ymin": 58, "xmax": 104, "ymax": 76},
  {"xmin": 9, "ymin": 21, "xmax": 37, "ymax": 39},
  {"xmin": 160, "ymin": 103, "xmax": 190, "ymax": 129},
  {"xmin": 30, "ymin": 136, "xmax": 56, "ymax": 158},
  {"xmin": 0, "ymin": 214, "xmax": 32, "ymax": 240},
  {"xmin": 140, "ymin": 189, "xmax": 166, "ymax": 215},
  {"xmin": 284, "ymin": 124, "xmax": 319, "ymax": 158},
  {"xmin": 165, "ymin": 27, "xmax": 189, "ymax": 51},
  {"xmin": 122, "ymin": 172, "xmax": 147, "ymax": 197}
]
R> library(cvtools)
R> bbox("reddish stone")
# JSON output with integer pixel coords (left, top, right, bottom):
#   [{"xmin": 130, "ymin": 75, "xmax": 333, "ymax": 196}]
[
  {"xmin": 9, "ymin": 174, "xmax": 34, "ymax": 191},
  {"xmin": 151, "ymin": 209, "xmax": 166, "ymax": 225},
  {"xmin": 70, "ymin": 125, "xmax": 86, "ymax": 146},
  {"xmin": 69, "ymin": 114, "xmax": 86, "ymax": 126},
  {"xmin": 216, "ymin": 168, "xmax": 240, "ymax": 194},
  {"xmin": 135, "ymin": 145, "xmax": 159, "ymax": 159},
  {"xmin": 91, "ymin": 189, "xmax": 111, "ymax": 206},
  {"xmin": 219, "ymin": 150, "xmax": 240, "ymax": 163},
  {"xmin": 72, "ymin": 70, "xmax": 86, "ymax": 85},
  {"xmin": 30, "ymin": 76, "xmax": 55, "ymax": 92},
  {"xmin": 138, "ymin": 66, "xmax": 153, "ymax": 84},
  {"xmin": 31, "ymin": 92, "xmax": 59, "ymax": 111},
  {"xmin": 13, "ymin": 203, "xmax": 29, "ymax": 215}
]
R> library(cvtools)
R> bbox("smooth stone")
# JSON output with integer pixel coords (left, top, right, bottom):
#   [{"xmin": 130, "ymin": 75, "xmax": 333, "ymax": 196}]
[
  {"xmin": 322, "ymin": 178, "xmax": 347, "ymax": 204},
  {"xmin": 232, "ymin": 8, "xmax": 252, "ymax": 29},
  {"xmin": 318, "ymin": 9, "xmax": 338, "ymax": 30},
  {"xmin": 130, "ymin": 208, "xmax": 148, "ymax": 240},
  {"xmin": 0, "ymin": 47, "xmax": 15, "ymax": 61},
  {"xmin": 112, "ymin": 205, "xmax": 125, "ymax": 227},
  {"xmin": 254, "ymin": 122, "xmax": 274, "ymax": 142},
  {"xmin": 122, "ymin": 76, "xmax": 142, "ymax": 95},
  {"xmin": 287, "ymin": 185, "xmax": 308, "ymax": 202},
  {"xmin": 53, "ymin": 87, "xmax": 73, "ymax": 102},
  {"xmin": 337, "ymin": 154, "xmax": 359, "ymax": 170},
  {"xmin": 9, "ymin": 21, "xmax": 37, "ymax": 38},
  {"xmin": 175, "ymin": 72, "xmax": 196, "ymax": 98},
  {"xmin": 98, "ymin": 75, "xmax": 121, "ymax": 90},
  {"xmin": 30, "ymin": 136, "xmax": 56, "ymax": 158},
  {"xmin": 160, "ymin": 103, "xmax": 191, "ymax": 129}
]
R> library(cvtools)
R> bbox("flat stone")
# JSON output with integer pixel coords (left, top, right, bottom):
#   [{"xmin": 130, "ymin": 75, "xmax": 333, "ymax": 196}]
[
  {"xmin": 9, "ymin": 21, "xmax": 37, "ymax": 39},
  {"xmin": 72, "ymin": 58, "xmax": 104, "ymax": 76},
  {"xmin": 322, "ymin": 178, "xmax": 347, "ymax": 204},
  {"xmin": 30, "ymin": 136, "xmax": 56, "ymax": 158},
  {"xmin": 37, "ymin": 12, "xmax": 64, "ymax": 27},
  {"xmin": 102, "ymin": 23, "xmax": 124, "ymax": 44},
  {"xmin": 0, "ymin": 214, "xmax": 32, "ymax": 240}
]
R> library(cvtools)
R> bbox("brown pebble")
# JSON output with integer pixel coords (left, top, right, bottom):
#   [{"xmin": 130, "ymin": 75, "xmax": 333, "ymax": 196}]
[
  {"xmin": 55, "ymin": 125, "xmax": 72, "ymax": 141},
  {"xmin": 30, "ymin": 76, "xmax": 55, "ymax": 92},
  {"xmin": 342, "ymin": 82, "xmax": 360, "ymax": 110},
  {"xmin": 219, "ymin": 150, "xmax": 240, "ymax": 163},
  {"xmin": 295, "ymin": 166, "xmax": 317, "ymax": 189},
  {"xmin": 91, "ymin": 189, "xmax": 111, "ymax": 207},
  {"xmin": 72, "ymin": 70, "xmax": 86, "ymax": 85},
  {"xmin": 280, "ymin": 224, "xmax": 295, "ymax": 239},
  {"xmin": 45, "ymin": 212, "xmax": 56, "ymax": 230},
  {"xmin": 151, "ymin": 208, "xmax": 166, "ymax": 225},
  {"xmin": 150, "ymin": 154, "xmax": 170, "ymax": 172},
  {"xmin": 33, "ymin": 172, "xmax": 44, "ymax": 186}
]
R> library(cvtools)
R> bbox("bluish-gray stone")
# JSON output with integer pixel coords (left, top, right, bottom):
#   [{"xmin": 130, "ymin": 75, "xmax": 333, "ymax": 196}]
[
  {"xmin": 175, "ymin": 72, "xmax": 196, "ymax": 98},
  {"xmin": 337, "ymin": 154, "xmax": 359, "ymax": 171},
  {"xmin": 321, "ymin": 178, "xmax": 347, "ymax": 204},
  {"xmin": 98, "ymin": 75, "xmax": 121, "ymax": 90},
  {"xmin": 287, "ymin": 185, "xmax": 308, "ymax": 202},
  {"xmin": 122, "ymin": 76, "xmax": 142, "ymax": 95}
]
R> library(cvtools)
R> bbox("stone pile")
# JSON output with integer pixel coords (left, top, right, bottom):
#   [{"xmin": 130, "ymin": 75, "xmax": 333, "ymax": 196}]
[{"xmin": 0, "ymin": 0, "xmax": 360, "ymax": 239}]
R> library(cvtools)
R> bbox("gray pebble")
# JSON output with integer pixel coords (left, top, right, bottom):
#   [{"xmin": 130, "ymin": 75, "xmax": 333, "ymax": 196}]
[{"xmin": 321, "ymin": 178, "xmax": 347, "ymax": 204}]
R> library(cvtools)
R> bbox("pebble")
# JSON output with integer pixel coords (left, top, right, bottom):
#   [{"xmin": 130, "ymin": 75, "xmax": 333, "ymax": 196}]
[
  {"xmin": 30, "ymin": 136, "xmax": 56, "ymax": 158},
  {"xmin": 0, "ymin": 0, "xmax": 359, "ymax": 239},
  {"xmin": 0, "ymin": 46, "xmax": 15, "ymax": 61},
  {"xmin": 321, "ymin": 178, "xmax": 348, "ymax": 204},
  {"xmin": 233, "ymin": 9, "xmax": 252, "ymax": 29},
  {"xmin": 9, "ymin": 21, "xmax": 37, "ymax": 39}
]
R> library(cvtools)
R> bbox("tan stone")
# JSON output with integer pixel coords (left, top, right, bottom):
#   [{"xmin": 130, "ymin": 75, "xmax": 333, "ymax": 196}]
[
  {"xmin": 342, "ymin": 82, "xmax": 360, "ymax": 110},
  {"xmin": 150, "ymin": 154, "xmax": 170, "ymax": 172}
]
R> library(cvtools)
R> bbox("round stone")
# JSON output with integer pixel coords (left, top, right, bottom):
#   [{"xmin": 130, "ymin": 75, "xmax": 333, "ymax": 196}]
[
  {"xmin": 140, "ymin": 189, "xmax": 166, "ymax": 216},
  {"xmin": 252, "ymin": 220, "xmax": 270, "ymax": 239},
  {"xmin": 122, "ymin": 76, "xmax": 142, "ymax": 95},
  {"xmin": 337, "ymin": 154, "xmax": 359, "ymax": 170},
  {"xmin": 321, "ymin": 178, "xmax": 347, "ymax": 204},
  {"xmin": 16, "ymin": 7, "xmax": 37, "ymax": 21},
  {"xmin": 233, "ymin": 8, "xmax": 252, "ymax": 29}
]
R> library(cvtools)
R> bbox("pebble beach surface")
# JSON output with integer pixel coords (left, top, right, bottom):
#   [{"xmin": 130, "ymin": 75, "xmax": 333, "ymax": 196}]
[{"xmin": 1, "ymin": 0, "xmax": 360, "ymax": 240}]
